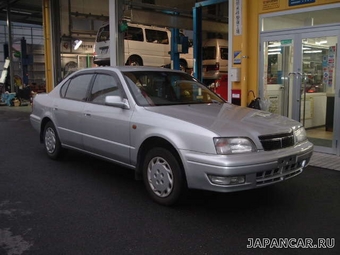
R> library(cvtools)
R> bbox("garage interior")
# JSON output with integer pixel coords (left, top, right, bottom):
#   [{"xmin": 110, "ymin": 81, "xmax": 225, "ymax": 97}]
[{"xmin": 0, "ymin": 0, "xmax": 229, "ymax": 94}]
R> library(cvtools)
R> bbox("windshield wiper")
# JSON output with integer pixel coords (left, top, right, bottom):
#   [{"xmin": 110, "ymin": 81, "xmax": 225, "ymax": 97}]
[{"xmin": 210, "ymin": 100, "xmax": 222, "ymax": 105}]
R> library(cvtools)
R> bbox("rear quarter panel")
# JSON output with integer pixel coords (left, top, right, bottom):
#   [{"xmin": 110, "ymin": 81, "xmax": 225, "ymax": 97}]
[{"xmin": 31, "ymin": 93, "xmax": 56, "ymax": 133}]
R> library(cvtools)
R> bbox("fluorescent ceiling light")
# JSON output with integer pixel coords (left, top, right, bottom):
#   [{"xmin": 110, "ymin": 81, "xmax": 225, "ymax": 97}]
[
  {"xmin": 315, "ymin": 40, "xmax": 328, "ymax": 45},
  {"xmin": 268, "ymin": 48, "xmax": 281, "ymax": 52},
  {"xmin": 304, "ymin": 50, "xmax": 322, "ymax": 53},
  {"xmin": 268, "ymin": 52, "xmax": 281, "ymax": 55},
  {"xmin": 73, "ymin": 40, "xmax": 83, "ymax": 50},
  {"xmin": 268, "ymin": 43, "xmax": 281, "ymax": 47}
]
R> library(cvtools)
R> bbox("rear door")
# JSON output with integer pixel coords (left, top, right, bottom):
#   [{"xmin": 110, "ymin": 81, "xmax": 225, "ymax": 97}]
[
  {"xmin": 53, "ymin": 73, "xmax": 94, "ymax": 149},
  {"xmin": 94, "ymin": 24, "xmax": 110, "ymax": 64},
  {"xmin": 219, "ymin": 46, "xmax": 228, "ymax": 73},
  {"xmin": 143, "ymin": 27, "xmax": 170, "ymax": 66}
]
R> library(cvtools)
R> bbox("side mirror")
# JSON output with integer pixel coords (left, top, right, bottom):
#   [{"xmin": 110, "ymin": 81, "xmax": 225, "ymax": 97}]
[{"xmin": 105, "ymin": 96, "xmax": 130, "ymax": 109}]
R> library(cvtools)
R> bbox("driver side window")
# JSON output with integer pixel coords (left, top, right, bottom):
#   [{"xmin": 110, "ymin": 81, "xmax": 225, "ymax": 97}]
[{"xmin": 89, "ymin": 74, "xmax": 122, "ymax": 105}]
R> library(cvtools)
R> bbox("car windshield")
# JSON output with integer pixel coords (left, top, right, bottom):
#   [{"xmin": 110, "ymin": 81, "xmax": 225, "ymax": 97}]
[{"xmin": 123, "ymin": 71, "xmax": 225, "ymax": 106}]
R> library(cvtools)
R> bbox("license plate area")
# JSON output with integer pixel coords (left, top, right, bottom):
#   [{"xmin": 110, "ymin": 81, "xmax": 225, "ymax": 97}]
[{"xmin": 278, "ymin": 155, "xmax": 298, "ymax": 173}]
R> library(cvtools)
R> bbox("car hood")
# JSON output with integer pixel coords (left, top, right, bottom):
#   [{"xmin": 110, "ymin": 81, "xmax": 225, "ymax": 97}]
[{"xmin": 144, "ymin": 103, "xmax": 300, "ymax": 137}]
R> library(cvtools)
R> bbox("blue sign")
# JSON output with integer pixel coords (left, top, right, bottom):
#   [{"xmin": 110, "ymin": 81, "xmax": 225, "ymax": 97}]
[
  {"xmin": 233, "ymin": 51, "xmax": 241, "ymax": 64},
  {"xmin": 289, "ymin": 0, "xmax": 315, "ymax": 6}
]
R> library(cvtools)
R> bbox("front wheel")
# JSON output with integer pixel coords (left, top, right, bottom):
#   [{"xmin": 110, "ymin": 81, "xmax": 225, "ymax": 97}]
[
  {"xmin": 143, "ymin": 147, "xmax": 186, "ymax": 206},
  {"xmin": 43, "ymin": 121, "xmax": 63, "ymax": 160}
]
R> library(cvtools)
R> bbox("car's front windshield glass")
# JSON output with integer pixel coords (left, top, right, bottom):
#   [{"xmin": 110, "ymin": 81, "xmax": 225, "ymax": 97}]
[{"xmin": 122, "ymin": 71, "xmax": 225, "ymax": 106}]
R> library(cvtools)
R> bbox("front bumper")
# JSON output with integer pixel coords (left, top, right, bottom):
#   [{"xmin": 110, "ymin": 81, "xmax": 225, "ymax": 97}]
[{"xmin": 180, "ymin": 141, "xmax": 313, "ymax": 192}]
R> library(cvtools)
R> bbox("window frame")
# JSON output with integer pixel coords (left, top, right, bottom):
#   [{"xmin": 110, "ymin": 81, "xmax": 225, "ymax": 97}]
[{"xmin": 60, "ymin": 73, "xmax": 94, "ymax": 102}]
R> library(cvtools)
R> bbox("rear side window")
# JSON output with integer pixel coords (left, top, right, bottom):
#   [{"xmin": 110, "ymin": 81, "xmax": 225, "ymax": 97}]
[
  {"xmin": 145, "ymin": 29, "xmax": 169, "ymax": 44},
  {"xmin": 63, "ymin": 74, "xmax": 93, "ymax": 101},
  {"xmin": 97, "ymin": 25, "xmax": 110, "ymax": 42},
  {"xmin": 125, "ymin": 26, "xmax": 144, "ymax": 41},
  {"xmin": 89, "ymin": 74, "xmax": 122, "ymax": 104},
  {"xmin": 220, "ymin": 47, "xmax": 228, "ymax": 60},
  {"xmin": 203, "ymin": 46, "xmax": 216, "ymax": 60}
]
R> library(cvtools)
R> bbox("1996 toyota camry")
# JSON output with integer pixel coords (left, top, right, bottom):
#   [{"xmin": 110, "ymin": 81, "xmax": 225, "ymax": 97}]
[{"xmin": 30, "ymin": 66, "xmax": 313, "ymax": 205}]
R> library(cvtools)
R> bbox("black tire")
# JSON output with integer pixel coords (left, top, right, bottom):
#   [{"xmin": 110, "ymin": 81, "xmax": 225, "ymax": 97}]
[
  {"xmin": 43, "ymin": 121, "xmax": 63, "ymax": 160},
  {"xmin": 127, "ymin": 56, "xmax": 142, "ymax": 66},
  {"xmin": 179, "ymin": 59, "xmax": 187, "ymax": 71},
  {"xmin": 143, "ymin": 147, "xmax": 186, "ymax": 206}
]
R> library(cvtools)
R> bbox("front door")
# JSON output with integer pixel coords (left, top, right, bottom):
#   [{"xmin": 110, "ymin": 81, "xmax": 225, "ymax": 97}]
[
  {"xmin": 82, "ymin": 72, "xmax": 133, "ymax": 166},
  {"xmin": 260, "ymin": 28, "xmax": 339, "ymax": 155}
]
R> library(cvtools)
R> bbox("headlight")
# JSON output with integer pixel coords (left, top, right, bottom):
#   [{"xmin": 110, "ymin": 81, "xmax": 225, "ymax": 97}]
[
  {"xmin": 294, "ymin": 127, "xmax": 307, "ymax": 144},
  {"xmin": 214, "ymin": 137, "xmax": 256, "ymax": 154}
]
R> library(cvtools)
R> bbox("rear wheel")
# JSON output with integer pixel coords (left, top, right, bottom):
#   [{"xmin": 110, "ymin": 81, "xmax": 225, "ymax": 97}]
[
  {"xmin": 180, "ymin": 59, "xmax": 187, "ymax": 72},
  {"xmin": 127, "ymin": 56, "xmax": 142, "ymax": 66},
  {"xmin": 143, "ymin": 147, "xmax": 186, "ymax": 206},
  {"xmin": 43, "ymin": 121, "xmax": 63, "ymax": 160}
]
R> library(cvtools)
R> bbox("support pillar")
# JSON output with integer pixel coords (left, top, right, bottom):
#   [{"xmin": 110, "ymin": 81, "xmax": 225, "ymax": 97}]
[
  {"xmin": 171, "ymin": 28, "xmax": 180, "ymax": 70},
  {"xmin": 193, "ymin": 6, "xmax": 202, "ymax": 81},
  {"xmin": 42, "ymin": 0, "xmax": 54, "ymax": 92},
  {"xmin": 109, "ymin": 0, "xmax": 125, "ymax": 66}
]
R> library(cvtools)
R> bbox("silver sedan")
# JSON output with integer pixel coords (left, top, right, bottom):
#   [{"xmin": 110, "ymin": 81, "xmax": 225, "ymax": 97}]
[{"xmin": 30, "ymin": 66, "xmax": 313, "ymax": 205}]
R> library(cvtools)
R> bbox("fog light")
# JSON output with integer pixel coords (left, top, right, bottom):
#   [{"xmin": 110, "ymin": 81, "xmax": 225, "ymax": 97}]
[
  {"xmin": 208, "ymin": 175, "xmax": 245, "ymax": 185},
  {"xmin": 301, "ymin": 159, "xmax": 307, "ymax": 167}
]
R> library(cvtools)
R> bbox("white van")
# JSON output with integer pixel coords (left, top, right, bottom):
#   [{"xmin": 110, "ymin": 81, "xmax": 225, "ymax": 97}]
[
  {"xmin": 202, "ymin": 39, "xmax": 228, "ymax": 80},
  {"xmin": 94, "ymin": 23, "xmax": 193, "ymax": 69}
]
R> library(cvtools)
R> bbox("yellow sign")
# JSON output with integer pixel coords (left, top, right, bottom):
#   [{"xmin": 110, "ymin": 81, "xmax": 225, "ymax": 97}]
[{"xmin": 262, "ymin": 0, "xmax": 280, "ymax": 10}]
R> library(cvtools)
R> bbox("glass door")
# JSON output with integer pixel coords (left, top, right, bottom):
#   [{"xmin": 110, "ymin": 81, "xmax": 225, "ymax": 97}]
[
  {"xmin": 261, "ymin": 30, "xmax": 339, "ymax": 155},
  {"xmin": 300, "ymin": 34, "xmax": 337, "ymax": 152},
  {"xmin": 260, "ymin": 36, "xmax": 296, "ymax": 118}
]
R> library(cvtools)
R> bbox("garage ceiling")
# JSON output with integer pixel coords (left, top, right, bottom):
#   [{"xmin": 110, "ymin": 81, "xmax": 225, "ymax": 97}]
[
  {"xmin": 0, "ymin": 0, "xmax": 229, "ymax": 27},
  {"xmin": 0, "ymin": 0, "xmax": 43, "ymax": 25}
]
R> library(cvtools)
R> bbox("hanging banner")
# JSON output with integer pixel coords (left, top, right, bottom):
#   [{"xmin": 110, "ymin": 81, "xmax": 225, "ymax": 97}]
[
  {"xmin": 234, "ymin": 0, "xmax": 242, "ymax": 35},
  {"xmin": 327, "ymin": 46, "xmax": 336, "ymax": 88}
]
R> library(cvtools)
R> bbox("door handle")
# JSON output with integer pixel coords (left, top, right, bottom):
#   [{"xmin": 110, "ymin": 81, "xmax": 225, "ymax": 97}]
[{"xmin": 85, "ymin": 113, "xmax": 91, "ymax": 117}]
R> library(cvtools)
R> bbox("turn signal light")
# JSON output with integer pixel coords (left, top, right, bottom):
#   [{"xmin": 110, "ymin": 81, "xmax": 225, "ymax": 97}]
[{"xmin": 208, "ymin": 175, "xmax": 245, "ymax": 185}]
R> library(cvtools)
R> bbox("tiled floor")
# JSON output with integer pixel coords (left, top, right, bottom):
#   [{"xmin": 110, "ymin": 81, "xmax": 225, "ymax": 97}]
[
  {"xmin": 309, "ymin": 151, "xmax": 340, "ymax": 171},
  {"xmin": 307, "ymin": 127, "xmax": 333, "ymax": 140},
  {"xmin": 306, "ymin": 128, "xmax": 340, "ymax": 170}
]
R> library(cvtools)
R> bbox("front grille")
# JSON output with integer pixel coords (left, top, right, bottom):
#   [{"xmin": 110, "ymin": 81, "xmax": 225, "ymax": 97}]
[
  {"xmin": 259, "ymin": 132, "xmax": 295, "ymax": 151},
  {"xmin": 256, "ymin": 155, "xmax": 304, "ymax": 185}
]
